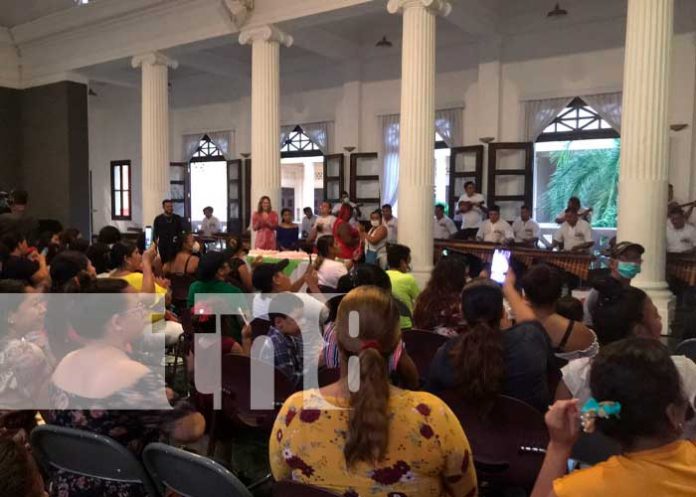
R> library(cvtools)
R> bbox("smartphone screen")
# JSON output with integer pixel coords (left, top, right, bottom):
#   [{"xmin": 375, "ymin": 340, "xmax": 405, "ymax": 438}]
[
  {"xmin": 491, "ymin": 249, "xmax": 511, "ymax": 284},
  {"xmin": 144, "ymin": 226, "xmax": 153, "ymax": 248}
]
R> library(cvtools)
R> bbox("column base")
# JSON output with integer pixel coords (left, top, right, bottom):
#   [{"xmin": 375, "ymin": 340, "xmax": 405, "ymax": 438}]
[{"xmin": 635, "ymin": 282, "xmax": 675, "ymax": 335}]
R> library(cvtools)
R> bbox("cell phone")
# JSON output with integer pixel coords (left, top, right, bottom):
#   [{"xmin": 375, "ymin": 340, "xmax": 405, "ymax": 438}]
[
  {"xmin": 490, "ymin": 249, "xmax": 511, "ymax": 284},
  {"xmin": 144, "ymin": 226, "xmax": 153, "ymax": 248},
  {"xmin": 442, "ymin": 249, "xmax": 449, "ymax": 257}
]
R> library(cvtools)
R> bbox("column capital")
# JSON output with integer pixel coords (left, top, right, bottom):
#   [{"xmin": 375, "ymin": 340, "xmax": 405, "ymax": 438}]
[
  {"xmin": 131, "ymin": 52, "xmax": 178, "ymax": 70},
  {"xmin": 239, "ymin": 24, "xmax": 293, "ymax": 47},
  {"xmin": 387, "ymin": 0, "xmax": 452, "ymax": 17}
]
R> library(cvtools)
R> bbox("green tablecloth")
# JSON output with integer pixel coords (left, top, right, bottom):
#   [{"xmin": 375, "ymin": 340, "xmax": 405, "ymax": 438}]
[{"xmin": 245, "ymin": 256, "xmax": 303, "ymax": 276}]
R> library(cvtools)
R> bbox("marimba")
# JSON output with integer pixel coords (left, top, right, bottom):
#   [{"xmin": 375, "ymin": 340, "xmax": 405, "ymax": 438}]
[
  {"xmin": 434, "ymin": 240, "xmax": 594, "ymax": 280},
  {"xmin": 666, "ymin": 253, "xmax": 696, "ymax": 286}
]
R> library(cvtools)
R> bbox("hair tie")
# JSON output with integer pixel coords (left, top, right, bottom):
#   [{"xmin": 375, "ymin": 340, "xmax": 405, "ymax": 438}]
[
  {"xmin": 360, "ymin": 339, "xmax": 381, "ymax": 352},
  {"xmin": 580, "ymin": 397, "xmax": 622, "ymax": 433}
]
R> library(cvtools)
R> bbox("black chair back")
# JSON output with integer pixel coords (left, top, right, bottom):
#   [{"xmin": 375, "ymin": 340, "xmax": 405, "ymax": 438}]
[
  {"xmin": 401, "ymin": 329, "xmax": 448, "ymax": 377},
  {"xmin": 143, "ymin": 442, "xmax": 252, "ymax": 497},
  {"xmin": 273, "ymin": 480, "xmax": 340, "ymax": 497},
  {"xmin": 30, "ymin": 425, "xmax": 158, "ymax": 497},
  {"xmin": 676, "ymin": 338, "xmax": 696, "ymax": 362},
  {"xmin": 438, "ymin": 392, "xmax": 548, "ymax": 492},
  {"xmin": 220, "ymin": 353, "xmax": 296, "ymax": 430}
]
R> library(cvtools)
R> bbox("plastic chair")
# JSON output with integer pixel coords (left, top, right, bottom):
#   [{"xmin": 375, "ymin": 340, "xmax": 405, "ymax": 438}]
[
  {"xmin": 438, "ymin": 391, "xmax": 548, "ymax": 493},
  {"xmin": 143, "ymin": 442, "xmax": 252, "ymax": 497},
  {"xmin": 273, "ymin": 480, "xmax": 340, "ymax": 497},
  {"xmin": 30, "ymin": 425, "xmax": 158, "ymax": 497},
  {"xmin": 675, "ymin": 338, "xmax": 696, "ymax": 362},
  {"xmin": 401, "ymin": 329, "xmax": 448, "ymax": 378}
]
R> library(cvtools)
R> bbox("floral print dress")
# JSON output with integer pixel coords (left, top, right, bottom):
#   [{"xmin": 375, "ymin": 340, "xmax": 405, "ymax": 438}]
[
  {"xmin": 270, "ymin": 388, "xmax": 477, "ymax": 497},
  {"xmin": 45, "ymin": 372, "xmax": 196, "ymax": 497}
]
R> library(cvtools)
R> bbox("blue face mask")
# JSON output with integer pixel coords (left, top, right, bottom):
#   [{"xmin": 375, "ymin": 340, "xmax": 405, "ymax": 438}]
[{"xmin": 617, "ymin": 261, "xmax": 641, "ymax": 280}]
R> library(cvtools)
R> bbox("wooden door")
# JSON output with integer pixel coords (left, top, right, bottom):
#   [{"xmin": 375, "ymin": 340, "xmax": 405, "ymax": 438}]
[
  {"xmin": 323, "ymin": 153, "xmax": 345, "ymax": 207},
  {"xmin": 349, "ymin": 152, "xmax": 380, "ymax": 220},
  {"xmin": 448, "ymin": 145, "xmax": 484, "ymax": 215},
  {"xmin": 227, "ymin": 159, "xmax": 243, "ymax": 234},
  {"xmin": 169, "ymin": 162, "xmax": 191, "ymax": 227},
  {"xmin": 487, "ymin": 142, "xmax": 534, "ymax": 222}
]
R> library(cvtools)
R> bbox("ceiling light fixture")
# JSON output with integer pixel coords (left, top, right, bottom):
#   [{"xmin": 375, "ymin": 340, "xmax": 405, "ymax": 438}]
[
  {"xmin": 547, "ymin": 3, "xmax": 568, "ymax": 18},
  {"xmin": 376, "ymin": 36, "xmax": 393, "ymax": 48},
  {"xmin": 75, "ymin": 0, "xmax": 90, "ymax": 5}
]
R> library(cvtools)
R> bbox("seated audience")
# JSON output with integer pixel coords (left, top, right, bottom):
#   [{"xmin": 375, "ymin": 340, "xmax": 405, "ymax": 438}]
[
  {"xmin": 0, "ymin": 280, "xmax": 52, "ymax": 409},
  {"xmin": 583, "ymin": 241, "xmax": 644, "ymax": 326},
  {"xmin": 333, "ymin": 204, "xmax": 360, "ymax": 260},
  {"xmin": 428, "ymin": 277, "xmax": 558, "ymax": 413},
  {"xmin": 555, "ymin": 296, "xmax": 585, "ymax": 322},
  {"xmin": 86, "ymin": 226, "xmax": 122, "ymax": 275},
  {"xmin": 476, "ymin": 205, "xmax": 514, "ymax": 244},
  {"xmin": 257, "ymin": 293, "xmax": 305, "ymax": 387},
  {"xmin": 46, "ymin": 277, "xmax": 205, "ymax": 497},
  {"xmin": 322, "ymin": 264, "xmax": 419, "ymax": 390},
  {"xmin": 532, "ymin": 339, "xmax": 696, "ymax": 497},
  {"xmin": 314, "ymin": 235, "xmax": 348, "ymax": 290},
  {"xmin": 386, "ymin": 244, "xmax": 420, "ymax": 330},
  {"xmin": 512, "ymin": 204, "xmax": 540, "ymax": 246},
  {"xmin": 187, "ymin": 251, "xmax": 245, "ymax": 341},
  {"xmin": 276, "ymin": 208, "xmax": 299, "ymax": 251},
  {"xmin": 224, "ymin": 234, "xmax": 258, "ymax": 292},
  {"xmin": 251, "ymin": 260, "xmax": 316, "ymax": 318},
  {"xmin": 270, "ymin": 286, "xmax": 477, "ymax": 497},
  {"xmin": 0, "ymin": 231, "xmax": 48, "ymax": 287},
  {"xmin": 36, "ymin": 229, "xmax": 61, "ymax": 264},
  {"xmin": 666, "ymin": 207, "xmax": 696, "ymax": 253},
  {"xmin": 364, "ymin": 209, "xmax": 388, "ymax": 268},
  {"xmin": 557, "ymin": 279, "xmax": 696, "ymax": 409},
  {"xmin": 413, "ymin": 253, "xmax": 468, "ymax": 336},
  {"xmin": 552, "ymin": 208, "xmax": 594, "ymax": 253},
  {"xmin": 162, "ymin": 232, "xmax": 199, "ymax": 278},
  {"xmin": 510, "ymin": 264, "xmax": 598, "ymax": 361},
  {"xmin": 433, "ymin": 204, "xmax": 457, "ymax": 240},
  {"xmin": 0, "ymin": 437, "xmax": 47, "ymax": 497}
]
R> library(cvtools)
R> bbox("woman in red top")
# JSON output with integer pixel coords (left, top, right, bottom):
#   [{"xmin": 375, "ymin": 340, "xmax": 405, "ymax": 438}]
[
  {"xmin": 333, "ymin": 204, "xmax": 360, "ymax": 260},
  {"xmin": 252, "ymin": 196, "xmax": 279, "ymax": 250}
]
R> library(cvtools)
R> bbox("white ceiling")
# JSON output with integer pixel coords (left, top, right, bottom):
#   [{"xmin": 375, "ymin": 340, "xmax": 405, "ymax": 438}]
[{"xmin": 0, "ymin": 0, "xmax": 90, "ymax": 27}]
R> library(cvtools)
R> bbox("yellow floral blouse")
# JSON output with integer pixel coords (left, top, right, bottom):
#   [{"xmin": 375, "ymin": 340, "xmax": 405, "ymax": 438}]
[{"xmin": 269, "ymin": 388, "xmax": 478, "ymax": 497}]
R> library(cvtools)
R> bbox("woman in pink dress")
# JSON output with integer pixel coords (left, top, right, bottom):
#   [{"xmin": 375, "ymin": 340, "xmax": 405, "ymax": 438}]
[{"xmin": 252, "ymin": 196, "xmax": 279, "ymax": 250}]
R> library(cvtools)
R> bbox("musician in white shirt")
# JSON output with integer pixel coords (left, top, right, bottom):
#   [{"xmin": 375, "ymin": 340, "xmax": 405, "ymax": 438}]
[
  {"xmin": 300, "ymin": 207, "xmax": 317, "ymax": 240},
  {"xmin": 200, "ymin": 206, "xmax": 221, "ymax": 236},
  {"xmin": 476, "ymin": 206, "xmax": 514, "ymax": 244},
  {"xmin": 453, "ymin": 200, "xmax": 481, "ymax": 230},
  {"xmin": 381, "ymin": 203, "xmax": 398, "ymax": 243},
  {"xmin": 512, "ymin": 204, "xmax": 540, "ymax": 247},
  {"xmin": 309, "ymin": 201, "xmax": 337, "ymax": 244},
  {"xmin": 552, "ymin": 208, "xmax": 594, "ymax": 253},
  {"xmin": 666, "ymin": 208, "xmax": 696, "ymax": 253},
  {"xmin": 555, "ymin": 196, "xmax": 592, "ymax": 224},
  {"xmin": 457, "ymin": 181, "xmax": 486, "ymax": 220},
  {"xmin": 433, "ymin": 204, "xmax": 457, "ymax": 240}
]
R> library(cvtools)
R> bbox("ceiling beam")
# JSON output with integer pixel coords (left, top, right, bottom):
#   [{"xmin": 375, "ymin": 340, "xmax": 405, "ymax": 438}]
[
  {"xmin": 444, "ymin": 0, "xmax": 499, "ymax": 37},
  {"xmin": 172, "ymin": 50, "xmax": 250, "ymax": 80}
]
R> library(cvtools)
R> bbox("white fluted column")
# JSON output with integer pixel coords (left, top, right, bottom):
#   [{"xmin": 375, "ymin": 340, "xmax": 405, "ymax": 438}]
[
  {"xmin": 131, "ymin": 52, "xmax": 178, "ymax": 227},
  {"xmin": 240, "ymin": 25, "xmax": 293, "ymax": 243},
  {"xmin": 618, "ymin": 0, "xmax": 674, "ymax": 330},
  {"xmin": 389, "ymin": 0, "xmax": 451, "ymax": 285}
]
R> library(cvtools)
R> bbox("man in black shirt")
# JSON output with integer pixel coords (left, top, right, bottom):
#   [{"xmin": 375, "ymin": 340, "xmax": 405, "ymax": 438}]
[{"xmin": 153, "ymin": 199, "xmax": 185, "ymax": 263}]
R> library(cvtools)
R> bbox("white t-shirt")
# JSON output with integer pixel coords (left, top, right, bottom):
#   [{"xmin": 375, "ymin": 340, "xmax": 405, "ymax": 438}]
[
  {"xmin": 454, "ymin": 210, "xmax": 481, "ymax": 230},
  {"xmin": 512, "ymin": 217, "xmax": 541, "ymax": 244},
  {"xmin": 457, "ymin": 192, "xmax": 485, "ymax": 219},
  {"xmin": 200, "ymin": 216, "xmax": 221, "ymax": 236},
  {"xmin": 666, "ymin": 221, "xmax": 696, "ymax": 253},
  {"xmin": 301, "ymin": 215, "xmax": 317, "ymax": 239},
  {"xmin": 314, "ymin": 215, "xmax": 337, "ymax": 242},
  {"xmin": 433, "ymin": 216, "xmax": 458, "ymax": 239},
  {"xmin": 317, "ymin": 259, "xmax": 348, "ymax": 289},
  {"xmin": 383, "ymin": 217, "xmax": 398, "ymax": 244},
  {"xmin": 553, "ymin": 219, "xmax": 593, "ymax": 252},
  {"xmin": 562, "ymin": 355, "xmax": 696, "ymax": 409},
  {"xmin": 476, "ymin": 219, "xmax": 514, "ymax": 243}
]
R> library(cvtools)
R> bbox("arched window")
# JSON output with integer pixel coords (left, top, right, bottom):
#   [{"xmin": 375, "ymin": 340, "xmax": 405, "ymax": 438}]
[
  {"xmin": 191, "ymin": 134, "xmax": 225, "ymax": 160},
  {"xmin": 534, "ymin": 97, "xmax": 620, "ymax": 228},
  {"xmin": 281, "ymin": 126, "xmax": 322, "ymax": 157}
]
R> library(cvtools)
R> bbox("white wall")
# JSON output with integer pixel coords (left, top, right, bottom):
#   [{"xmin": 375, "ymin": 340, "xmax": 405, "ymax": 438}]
[{"xmin": 89, "ymin": 32, "xmax": 696, "ymax": 229}]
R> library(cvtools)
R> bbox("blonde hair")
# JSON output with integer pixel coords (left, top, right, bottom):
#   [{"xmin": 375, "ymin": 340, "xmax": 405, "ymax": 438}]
[{"xmin": 336, "ymin": 286, "xmax": 400, "ymax": 467}]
